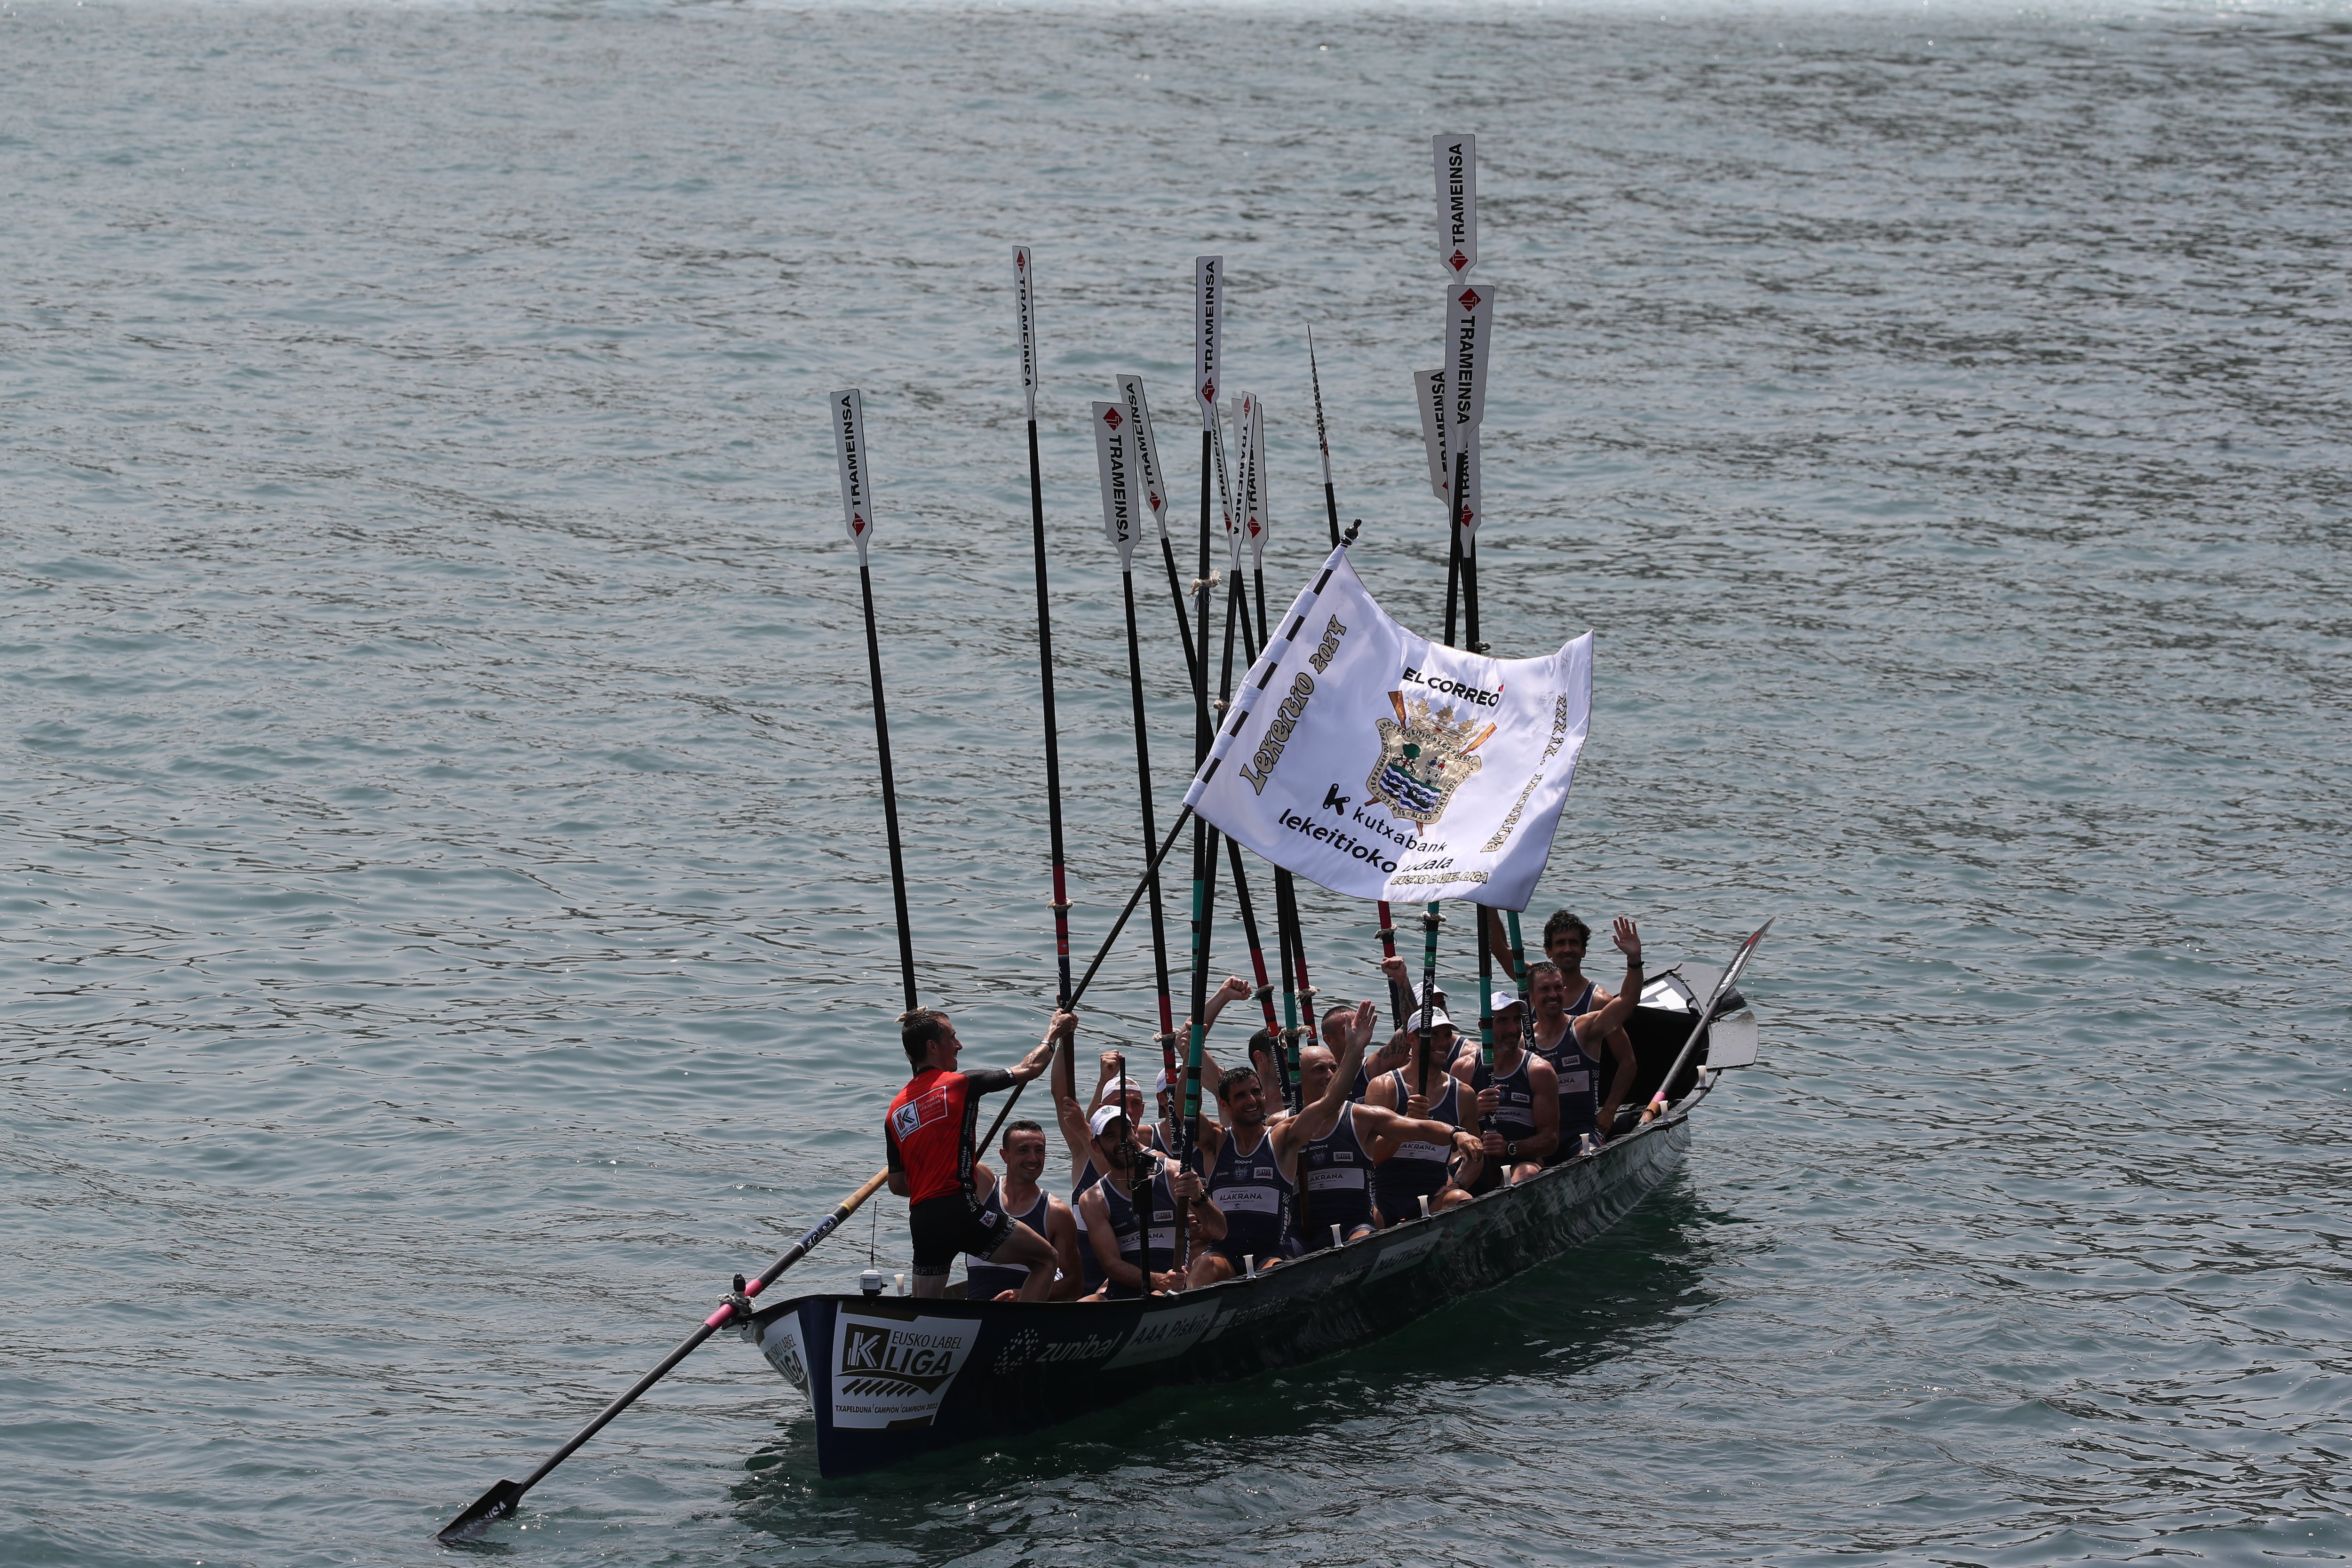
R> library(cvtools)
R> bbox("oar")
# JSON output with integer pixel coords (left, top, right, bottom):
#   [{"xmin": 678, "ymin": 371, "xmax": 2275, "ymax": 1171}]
[
  {"xmin": 1307, "ymin": 326, "xmax": 1341, "ymax": 550},
  {"xmin": 831, "ymin": 390, "xmax": 919, "ymax": 1013},
  {"xmin": 1014, "ymin": 246, "xmax": 1076, "ymax": 1011},
  {"xmin": 1644, "ymin": 919, "xmax": 1776, "ymax": 1121},
  {"xmin": 1096, "ymin": 395, "xmax": 1184, "ymax": 1140},
  {"xmin": 437, "ymin": 1169, "xmax": 891, "ymax": 1542}
]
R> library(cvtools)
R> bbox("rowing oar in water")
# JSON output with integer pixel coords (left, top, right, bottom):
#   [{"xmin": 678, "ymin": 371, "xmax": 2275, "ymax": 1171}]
[
  {"xmin": 1014, "ymin": 246, "xmax": 1075, "ymax": 1013},
  {"xmin": 832, "ymin": 390, "xmax": 919, "ymax": 1012},
  {"xmin": 436, "ymin": 1168, "xmax": 890, "ymax": 1542},
  {"xmin": 442, "ymin": 820, "xmax": 1215, "ymax": 1541},
  {"xmin": 1642, "ymin": 919, "xmax": 1775, "ymax": 1126}
]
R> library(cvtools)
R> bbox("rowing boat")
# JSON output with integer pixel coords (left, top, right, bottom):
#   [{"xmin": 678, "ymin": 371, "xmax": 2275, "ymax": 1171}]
[{"xmin": 739, "ymin": 962, "xmax": 1759, "ymax": 1477}]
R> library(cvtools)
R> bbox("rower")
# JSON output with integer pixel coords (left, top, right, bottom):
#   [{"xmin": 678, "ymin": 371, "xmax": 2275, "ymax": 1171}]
[
  {"xmin": 1542, "ymin": 909, "xmax": 1639, "ymax": 1119},
  {"xmin": 1526, "ymin": 916, "xmax": 1647, "ymax": 1157},
  {"xmin": 1057, "ymin": 1052, "xmax": 1167, "ymax": 1274},
  {"xmin": 1363, "ymin": 1005, "xmax": 1484, "ymax": 1221},
  {"xmin": 1451, "ymin": 986, "xmax": 1557, "ymax": 1186},
  {"xmin": 885, "ymin": 1008, "xmax": 1068, "ymax": 1301},
  {"xmin": 1295, "ymin": 1019, "xmax": 1484, "ymax": 1243},
  {"xmin": 1073, "ymin": 1103, "xmax": 1220, "ymax": 1298},
  {"xmin": 966, "ymin": 1119, "xmax": 1086, "ymax": 1301}
]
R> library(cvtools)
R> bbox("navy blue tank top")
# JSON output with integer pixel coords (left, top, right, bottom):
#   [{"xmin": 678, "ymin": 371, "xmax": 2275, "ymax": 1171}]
[
  {"xmin": 1097, "ymin": 1167, "xmax": 1177, "ymax": 1298},
  {"xmin": 1534, "ymin": 995, "xmax": 1607, "ymax": 1139},
  {"xmin": 1373, "ymin": 1069, "xmax": 1463, "ymax": 1219},
  {"xmin": 1471, "ymin": 1052, "xmax": 1541, "ymax": 1145},
  {"xmin": 1300, "ymin": 1102, "xmax": 1377, "ymax": 1242},
  {"xmin": 1205, "ymin": 1126, "xmax": 1295, "ymax": 1262},
  {"xmin": 963, "ymin": 1185, "xmax": 1049, "ymax": 1300}
]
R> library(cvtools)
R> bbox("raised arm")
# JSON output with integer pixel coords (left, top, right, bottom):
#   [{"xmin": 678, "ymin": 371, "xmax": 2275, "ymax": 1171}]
[
  {"xmin": 1008, "ymin": 1010, "xmax": 1077, "ymax": 1084},
  {"xmin": 1284, "ymin": 1000, "xmax": 1376, "ymax": 1151},
  {"xmin": 1199, "ymin": 975, "xmax": 1253, "ymax": 1036},
  {"xmin": 1051, "ymin": 1032, "xmax": 1091, "ymax": 1162},
  {"xmin": 1572, "ymin": 918, "xmax": 1646, "ymax": 1044}
]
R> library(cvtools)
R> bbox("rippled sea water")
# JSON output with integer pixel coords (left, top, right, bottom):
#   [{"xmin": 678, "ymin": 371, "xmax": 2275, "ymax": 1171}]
[{"xmin": 4, "ymin": 2, "xmax": 2348, "ymax": 1563}]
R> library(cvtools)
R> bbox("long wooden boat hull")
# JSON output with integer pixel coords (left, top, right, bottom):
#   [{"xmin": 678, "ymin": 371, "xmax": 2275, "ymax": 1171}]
[{"xmin": 743, "ymin": 1092, "xmax": 1702, "ymax": 1478}]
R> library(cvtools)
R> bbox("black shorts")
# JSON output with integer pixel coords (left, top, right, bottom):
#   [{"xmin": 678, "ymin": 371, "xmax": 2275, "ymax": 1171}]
[{"xmin": 909, "ymin": 1194, "xmax": 1012, "ymax": 1274}]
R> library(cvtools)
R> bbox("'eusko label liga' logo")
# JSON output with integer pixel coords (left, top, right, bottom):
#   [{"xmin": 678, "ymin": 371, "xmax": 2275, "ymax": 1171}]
[
  {"xmin": 1367, "ymin": 688, "xmax": 1498, "ymax": 828},
  {"xmin": 829, "ymin": 1313, "xmax": 979, "ymax": 1430}
]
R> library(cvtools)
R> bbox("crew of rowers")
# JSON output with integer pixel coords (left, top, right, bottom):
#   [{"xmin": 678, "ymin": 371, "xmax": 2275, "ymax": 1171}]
[{"xmin": 883, "ymin": 910, "xmax": 1653, "ymax": 1302}]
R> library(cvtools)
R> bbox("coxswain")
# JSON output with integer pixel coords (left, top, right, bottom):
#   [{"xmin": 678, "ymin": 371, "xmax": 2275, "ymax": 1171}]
[
  {"xmin": 966, "ymin": 1118, "xmax": 1086, "ymax": 1301},
  {"xmin": 885, "ymin": 1007, "xmax": 1068, "ymax": 1301},
  {"xmin": 1526, "ymin": 916, "xmax": 1646, "ymax": 1156},
  {"xmin": 1364, "ymin": 1004, "xmax": 1484, "ymax": 1221},
  {"xmin": 1074, "ymin": 1103, "xmax": 1220, "ymax": 1298},
  {"xmin": 1450, "ymin": 986, "xmax": 1557, "ymax": 1186},
  {"xmin": 1294, "ymin": 1014, "xmax": 1483, "ymax": 1243}
]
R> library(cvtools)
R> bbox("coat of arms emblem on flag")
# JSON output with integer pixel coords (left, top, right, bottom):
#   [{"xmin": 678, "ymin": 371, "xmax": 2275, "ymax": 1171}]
[{"xmin": 1367, "ymin": 692, "xmax": 1497, "ymax": 827}]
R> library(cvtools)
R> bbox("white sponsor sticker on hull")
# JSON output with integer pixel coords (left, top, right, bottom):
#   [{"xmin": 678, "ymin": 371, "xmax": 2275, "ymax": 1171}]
[
  {"xmin": 760, "ymin": 1312, "xmax": 810, "ymax": 1393},
  {"xmin": 1103, "ymin": 1297, "xmax": 1220, "ymax": 1369},
  {"xmin": 829, "ymin": 1310, "xmax": 980, "ymax": 1430}
]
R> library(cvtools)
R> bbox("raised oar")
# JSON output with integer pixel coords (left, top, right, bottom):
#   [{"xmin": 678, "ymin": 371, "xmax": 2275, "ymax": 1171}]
[
  {"xmin": 1093, "ymin": 401, "xmax": 1181, "ymax": 1099},
  {"xmin": 1645, "ymin": 919, "xmax": 1776, "ymax": 1121},
  {"xmin": 832, "ymin": 390, "xmax": 917, "ymax": 1011},
  {"xmin": 436, "ymin": 1169, "xmax": 890, "ymax": 1541},
  {"xmin": 1118, "ymin": 374, "xmax": 1200, "ymax": 693},
  {"xmin": 1014, "ymin": 246, "xmax": 1075, "ymax": 1011},
  {"xmin": 1238, "ymin": 395, "xmax": 1306, "ymax": 1094},
  {"xmin": 1376, "ymin": 901, "xmax": 1410, "ymax": 1031},
  {"xmin": 1176, "ymin": 258, "xmax": 1224, "ymax": 1261},
  {"xmin": 1307, "ymin": 326, "xmax": 1342, "ymax": 549},
  {"xmin": 1505, "ymin": 909, "xmax": 1530, "ymax": 986}
]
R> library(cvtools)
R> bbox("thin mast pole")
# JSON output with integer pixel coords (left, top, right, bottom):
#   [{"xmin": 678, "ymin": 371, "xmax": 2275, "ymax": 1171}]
[{"xmin": 1177, "ymin": 419, "xmax": 1218, "ymax": 1268}]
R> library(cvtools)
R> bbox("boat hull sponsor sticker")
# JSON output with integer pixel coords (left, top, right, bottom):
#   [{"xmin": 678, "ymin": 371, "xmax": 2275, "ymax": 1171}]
[
  {"xmin": 1367, "ymin": 1228, "xmax": 1445, "ymax": 1281},
  {"xmin": 760, "ymin": 1313, "xmax": 811, "ymax": 1393},
  {"xmin": 829, "ymin": 1310, "xmax": 980, "ymax": 1430},
  {"xmin": 1103, "ymin": 1298, "xmax": 1219, "ymax": 1369}
]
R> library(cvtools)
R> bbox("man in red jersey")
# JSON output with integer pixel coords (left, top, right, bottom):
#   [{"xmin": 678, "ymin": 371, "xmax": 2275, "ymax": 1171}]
[{"xmin": 886, "ymin": 1007, "xmax": 1071, "ymax": 1300}]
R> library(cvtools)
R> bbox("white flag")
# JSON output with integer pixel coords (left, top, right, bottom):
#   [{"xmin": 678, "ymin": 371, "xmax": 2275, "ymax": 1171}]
[
  {"xmin": 1014, "ymin": 247, "xmax": 1038, "ymax": 421},
  {"xmin": 1114, "ymin": 374, "xmax": 1169, "ymax": 539},
  {"xmin": 1434, "ymin": 134, "xmax": 1476, "ymax": 279},
  {"xmin": 1194, "ymin": 255, "xmax": 1223, "ymax": 429},
  {"xmin": 831, "ymin": 388, "xmax": 875, "ymax": 563},
  {"xmin": 1183, "ymin": 549, "xmax": 1592, "ymax": 909},
  {"xmin": 1416, "ymin": 367, "xmax": 1450, "ymax": 502},
  {"xmin": 1092, "ymin": 401, "xmax": 1139, "ymax": 570}
]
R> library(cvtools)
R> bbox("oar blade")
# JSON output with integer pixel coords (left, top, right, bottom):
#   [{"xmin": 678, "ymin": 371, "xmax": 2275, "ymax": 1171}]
[{"xmin": 437, "ymin": 1479, "xmax": 526, "ymax": 1543}]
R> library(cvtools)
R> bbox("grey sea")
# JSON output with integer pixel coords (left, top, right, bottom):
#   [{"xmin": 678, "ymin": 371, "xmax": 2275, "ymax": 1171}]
[{"xmin": 3, "ymin": 1, "xmax": 2347, "ymax": 1563}]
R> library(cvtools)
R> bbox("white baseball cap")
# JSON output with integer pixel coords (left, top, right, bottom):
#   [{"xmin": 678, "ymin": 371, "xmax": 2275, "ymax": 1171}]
[
  {"xmin": 1490, "ymin": 987, "xmax": 1523, "ymax": 1013},
  {"xmin": 1088, "ymin": 1103, "xmax": 1129, "ymax": 1137},
  {"xmin": 1152, "ymin": 1068, "xmax": 1171, "ymax": 1095},
  {"xmin": 1409, "ymin": 1007, "xmax": 1454, "ymax": 1032}
]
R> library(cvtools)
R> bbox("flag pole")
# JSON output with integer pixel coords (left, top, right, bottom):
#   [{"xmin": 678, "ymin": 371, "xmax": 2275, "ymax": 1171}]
[
  {"xmin": 1014, "ymin": 247, "xmax": 1074, "ymax": 1011},
  {"xmin": 1308, "ymin": 326, "xmax": 1342, "ymax": 550},
  {"xmin": 831, "ymin": 390, "xmax": 917, "ymax": 1011}
]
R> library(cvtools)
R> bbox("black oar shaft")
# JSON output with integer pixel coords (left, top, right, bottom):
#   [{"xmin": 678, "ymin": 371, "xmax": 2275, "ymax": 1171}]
[
  {"xmin": 858, "ymin": 561, "xmax": 918, "ymax": 1012},
  {"xmin": 436, "ymin": 1168, "xmax": 890, "ymax": 1541},
  {"xmin": 1120, "ymin": 571, "xmax": 1176, "ymax": 1047},
  {"xmin": 1025, "ymin": 416, "xmax": 1075, "ymax": 1009}
]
